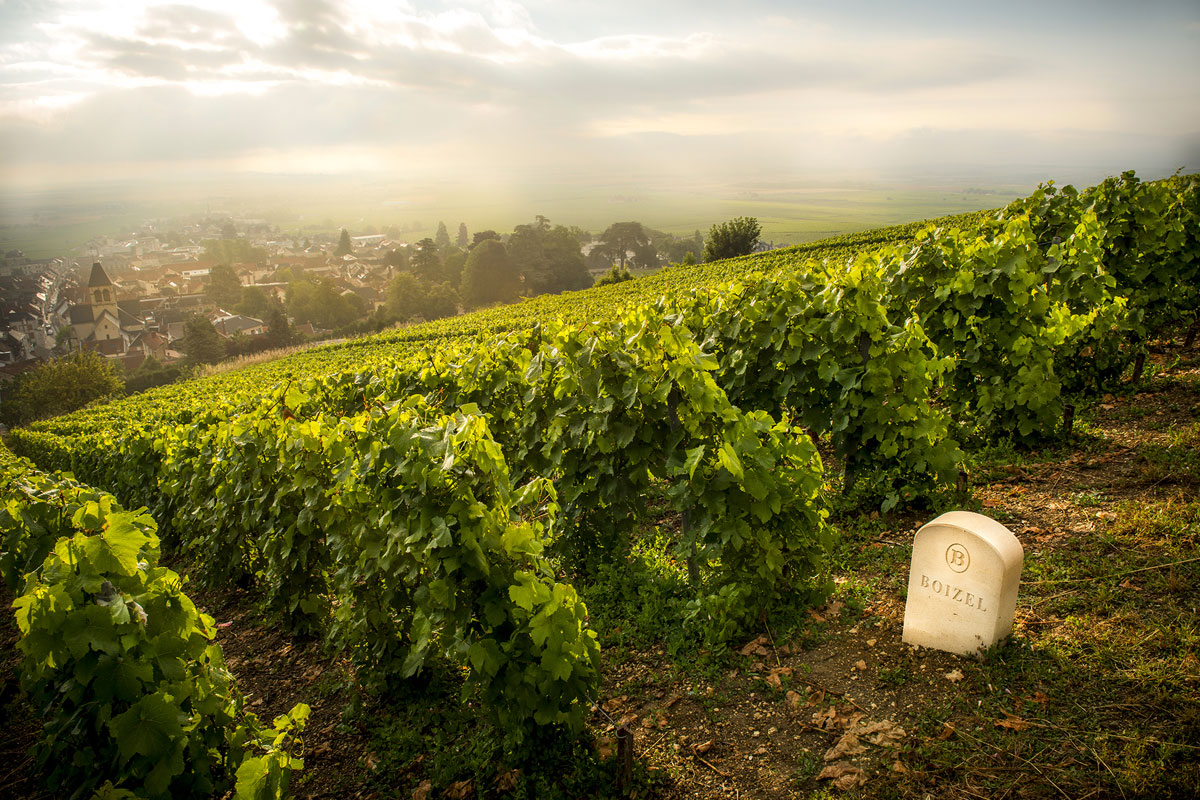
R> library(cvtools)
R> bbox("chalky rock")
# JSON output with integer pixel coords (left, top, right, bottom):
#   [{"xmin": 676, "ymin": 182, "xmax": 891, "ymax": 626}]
[{"xmin": 902, "ymin": 511, "xmax": 1024, "ymax": 656}]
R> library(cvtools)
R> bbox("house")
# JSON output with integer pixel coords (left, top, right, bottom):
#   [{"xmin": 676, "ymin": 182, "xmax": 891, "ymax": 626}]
[{"xmin": 210, "ymin": 313, "xmax": 266, "ymax": 337}]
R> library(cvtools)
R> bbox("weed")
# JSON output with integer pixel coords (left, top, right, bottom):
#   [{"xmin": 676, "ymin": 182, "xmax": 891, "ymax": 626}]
[{"xmin": 1070, "ymin": 489, "xmax": 1105, "ymax": 508}]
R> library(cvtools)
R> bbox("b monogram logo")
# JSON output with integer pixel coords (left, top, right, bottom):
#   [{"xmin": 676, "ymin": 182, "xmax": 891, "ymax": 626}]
[{"xmin": 946, "ymin": 543, "xmax": 970, "ymax": 573}]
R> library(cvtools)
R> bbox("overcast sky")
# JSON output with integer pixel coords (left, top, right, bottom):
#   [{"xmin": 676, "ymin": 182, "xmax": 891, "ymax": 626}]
[{"xmin": 1, "ymin": 0, "xmax": 1198, "ymax": 190}]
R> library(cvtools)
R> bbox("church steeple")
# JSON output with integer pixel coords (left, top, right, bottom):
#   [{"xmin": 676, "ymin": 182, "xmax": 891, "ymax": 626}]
[{"xmin": 87, "ymin": 261, "xmax": 116, "ymax": 320}]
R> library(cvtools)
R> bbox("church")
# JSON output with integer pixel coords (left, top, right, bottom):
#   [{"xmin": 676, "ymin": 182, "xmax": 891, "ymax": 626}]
[{"xmin": 67, "ymin": 262, "xmax": 147, "ymax": 357}]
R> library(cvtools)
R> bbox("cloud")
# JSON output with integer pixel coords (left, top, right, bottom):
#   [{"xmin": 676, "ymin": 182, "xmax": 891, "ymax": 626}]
[{"xmin": 0, "ymin": 0, "xmax": 1197, "ymax": 186}]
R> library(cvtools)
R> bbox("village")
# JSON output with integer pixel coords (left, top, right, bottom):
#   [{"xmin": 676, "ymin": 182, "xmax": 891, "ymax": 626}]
[{"xmin": 0, "ymin": 216, "xmax": 406, "ymax": 380}]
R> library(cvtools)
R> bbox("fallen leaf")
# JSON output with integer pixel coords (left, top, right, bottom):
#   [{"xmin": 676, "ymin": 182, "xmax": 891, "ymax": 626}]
[
  {"xmin": 445, "ymin": 780, "xmax": 474, "ymax": 799},
  {"xmin": 739, "ymin": 635, "xmax": 770, "ymax": 656},
  {"xmin": 1029, "ymin": 690, "xmax": 1050, "ymax": 705},
  {"xmin": 786, "ymin": 690, "xmax": 803, "ymax": 710},
  {"xmin": 825, "ymin": 600, "xmax": 845, "ymax": 618},
  {"xmin": 496, "ymin": 769, "xmax": 521, "ymax": 791},
  {"xmin": 995, "ymin": 712, "xmax": 1029, "ymax": 731},
  {"xmin": 602, "ymin": 695, "xmax": 628, "ymax": 713},
  {"xmin": 694, "ymin": 740, "xmax": 713, "ymax": 755},
  {"xmin": 824, "ymin": 733, "xmax": 867, "ymax": 761},
  {"xmin": 364, "ymin": 752, "xmax": 378, "ymax": 771},
  {"xmin": 936, "ymin": 723, "xmax": 955, "ymax": 740},
  {"xmin": 765, "ymin": 666, "xmax": 793, "ymax": 691},
  {"xmin": 812, "ymin": 707, "xmax": 838, "ymax": 730},
  {"xmin": 857, "ymin": 719, "xmax": 906, "ymax": 747},
  {"xmin": 944, "ymin": 668, "xmax": 964, "ymax": 683},
  {"xmin": 892, "ymin": 760, "xmax": 908, "ymax": 773},
  {"xmin": 817, "ymin": 762, "xmax": 867, "ymax": 790},
  {"xmin": 412, "ymin": 780, "xmax": 432, "ymax": 800}
]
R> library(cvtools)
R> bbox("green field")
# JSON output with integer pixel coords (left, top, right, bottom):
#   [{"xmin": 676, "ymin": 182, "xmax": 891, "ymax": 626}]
[{"xmin": 1, "ymin": 175, "xmax": 1028, "ymax": 262}]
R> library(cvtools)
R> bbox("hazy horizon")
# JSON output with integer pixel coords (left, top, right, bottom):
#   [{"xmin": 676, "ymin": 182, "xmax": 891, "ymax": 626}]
[{"xmin": 2, "ymin": 0, "xmax": 1198, "ymax": 239}]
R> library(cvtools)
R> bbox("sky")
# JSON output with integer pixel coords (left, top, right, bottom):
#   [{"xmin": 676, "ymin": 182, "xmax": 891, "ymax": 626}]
[{"xmin": 0, "ymin": 0, "xmax": 1198, "ymax": 193}]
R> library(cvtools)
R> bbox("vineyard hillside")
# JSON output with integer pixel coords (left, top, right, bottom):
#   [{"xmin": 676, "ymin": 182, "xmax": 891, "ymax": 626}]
[{"xmin": 3, "ymin": 171, "xmax": 1199, "ymax": 799}]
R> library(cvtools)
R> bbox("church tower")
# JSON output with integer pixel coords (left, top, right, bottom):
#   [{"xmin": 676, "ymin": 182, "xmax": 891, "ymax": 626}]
[
  {"xmin": 85, "ymin": 261, "xmax": 122, "ymax": 344},
  {"xmin": 88, "ymin": 261, "xmax": 117, "ymax": 321}
]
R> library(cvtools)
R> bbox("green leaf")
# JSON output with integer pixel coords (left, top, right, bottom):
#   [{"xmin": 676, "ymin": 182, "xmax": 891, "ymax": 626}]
[
  {"xmin": 684, "ymin": 445, "xmax": 705, "ymax": 480},
  {"xmin": 94, "ymin": 512, "xmax": 151, "ymax": 576},
  {"xmin": 717, "ymin": 442, "xmax": 744, "ymax": 480},
  {"xmin": 508, "ymin": 580, "xmax": 536, "ymax": 612},
  {"xmin": 108, "ymin": 692, "xmax": 185, "ymax": 764}
]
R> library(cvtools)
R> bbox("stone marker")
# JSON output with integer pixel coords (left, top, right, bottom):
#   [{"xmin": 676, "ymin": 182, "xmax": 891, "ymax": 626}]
[{"xmin": 902, "ymin": 511, "xmax": 1024, "ymax": 656}]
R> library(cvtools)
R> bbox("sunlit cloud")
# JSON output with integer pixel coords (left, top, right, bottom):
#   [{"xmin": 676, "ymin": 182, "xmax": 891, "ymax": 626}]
[{"xmin": 0, "ymin": 0, "xmax": 1197, "ymax": 188}]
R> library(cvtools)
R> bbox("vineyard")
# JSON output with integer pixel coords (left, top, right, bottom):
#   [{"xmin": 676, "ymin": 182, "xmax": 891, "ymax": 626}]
[{"xmin": 3, "ymin": 170, "xmax": 1200, "ymax": 799}]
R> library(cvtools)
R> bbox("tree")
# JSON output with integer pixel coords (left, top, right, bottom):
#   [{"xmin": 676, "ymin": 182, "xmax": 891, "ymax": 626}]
[
  {"xmin": 424, "ymin": 283, "xmax": 460, "ymax": 320},
  {"xmin": 265, "ymin": 303, "xmax": 293, "ymax": 348},
  {"xmin": 287, "ymin": 278, "xmax": 365, "ymax": 331},
  {"xmin": 471, "ymin": 230, "xmax": 501, "ymax": 249},
  {"xmin": 183, "ymin": 314, "xmax": 225, "ymax": 366},
  {"xmin": 443, "ymin": 249, "xmax": 467, "ymax": 288},
  {"xmin": 0, "ymin": 350, "xmax": 124, "ymax": 427},
  {"xmin": 594, "ymin": 265, "xmax": 633, "ymax": 287},
  {"xmin": 703, "ymin": 216, "xmax": 761, "ymax": 262},
  {"xmin": 435, "ymin": 221, "xmax": 451, "ymax": 249},
  {"xmin": 386, "ymin": 272, "xmax": 427, "ymax": 323},
  {"xmin": 409, "ymin": 238, "xmax": 442, "ymax": 282},
  {"xmin": 206, "ymin": 263, "xmax": 243, "ymax": 309},
  {"xmin": 597, "ymin": 222, "xmax": 649, "ymax": 270},
  {"xmin": 631, "ymin": 239, "xmax": 659, "ymax": 270},
  {"xmin": 384, "ymin": 248, "xmax": 409, "ymax": 271},
  {"xmin": 202, "ymin": 238, "xmax": 266, "ymax": 266},
  {"xmin": 235, "ymin": 285, "xmax": 271, "ymax": 319},
  {"xmin": 54, "ymin": 325, "xmax": 74, "ymax": 354},
  {"xmin": 335, "ymin": 228, "xmax": 353, "ymax": 257},
  {"xmin": 510, "ymin": 221, "xmax": 592, "ymax": 295},
  {"xmin": 460, "ymin": 239, "xmax": 519, "ymax": 308},
  {"xmin": 456, "ymin": 223, "xmax": 469, "ymax": 248}
]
